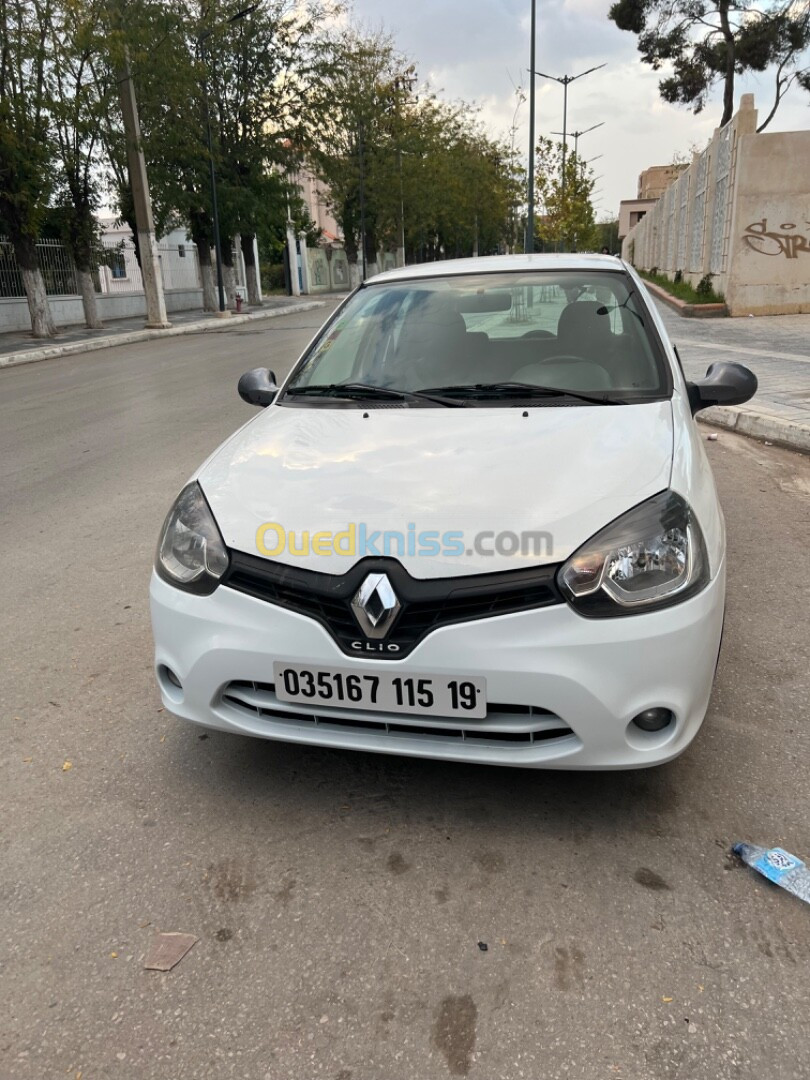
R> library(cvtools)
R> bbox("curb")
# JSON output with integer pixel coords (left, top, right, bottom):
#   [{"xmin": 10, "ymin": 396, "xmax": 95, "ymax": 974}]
[
  {"xmin": 643, "ymin": 279, "xmax": 727, "ymax": 318},
  {"xmin": 0, "ymin": 301, "xmax": 326, "ymax": 369},
  {"xmin": 698, "ymin": 406, "xmax": 810, "ymax": 454}
]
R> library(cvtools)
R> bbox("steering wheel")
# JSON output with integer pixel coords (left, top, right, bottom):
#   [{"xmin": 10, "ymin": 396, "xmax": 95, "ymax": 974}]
[
  {"xmin": 534, "ymin": 354, "xmax": 592, "ymax": 366},
  {"xmin": 520, "ymin": 354, "xmax": 613, "ymax": 388}
]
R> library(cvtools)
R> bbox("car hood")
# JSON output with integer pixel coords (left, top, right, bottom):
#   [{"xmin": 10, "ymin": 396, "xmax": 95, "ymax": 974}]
[{"xmin": 199, "ymin": 402, "xmax": 673, "ymax": 578}]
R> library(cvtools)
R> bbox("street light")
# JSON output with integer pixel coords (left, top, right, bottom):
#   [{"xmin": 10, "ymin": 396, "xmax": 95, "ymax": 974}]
[
  {"xmin": 358, "ymin": 121, "xmax": 367, "ymax": 281},
  {"xmin": 199, "ymin": 4, "xmax": 258, "ymax": 313},
  {"xmin": 532, "ymin": 64, "xmax": 605, "ymax": 200},
  {"xmin": 550, "ymin": 121, "xmax": 605, "ymax": 163},
  {"xmin": 526, "ymin": 0, "xmax": 537, "ymax": 253}
]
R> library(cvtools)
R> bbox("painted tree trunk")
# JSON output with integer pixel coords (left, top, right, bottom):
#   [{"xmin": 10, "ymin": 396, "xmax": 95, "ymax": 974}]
[
  {"xmin": 198, "ymin": 245, "xmax": 217, "ymax": 311},
  {"xmin": 16, "ymin": 236, "xmax": 56, "ymax": 338},
  {"xmin": 222, "ymin": 262, "xmax": 237, "ymax": 309},
  {"xmin": 77, "ymin": 267, "xmax": 103, "ymax": 329},
  {"xmin": 241, "ymin": 233, "xmax": 262, "ymax": 306}
]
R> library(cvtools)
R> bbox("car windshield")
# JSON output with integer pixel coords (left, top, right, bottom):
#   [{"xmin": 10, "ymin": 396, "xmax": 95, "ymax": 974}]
[{"xmin": 283, "ymin": 270, "xmax": 669, "ymax": 404}]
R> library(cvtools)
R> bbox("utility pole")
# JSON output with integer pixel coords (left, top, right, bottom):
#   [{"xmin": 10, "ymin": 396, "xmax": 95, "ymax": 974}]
[
  {"xmin": 116, "ymin": 51, "xmax": 170, "ymax": 329},
  {"xmin": 526, "ymin": 0, "xmax": 537, "ymax": 254}
]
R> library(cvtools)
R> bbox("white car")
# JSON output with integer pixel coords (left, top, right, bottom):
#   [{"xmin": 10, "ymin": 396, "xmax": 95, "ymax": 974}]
[{"xmin": 150, "ymin": 255, "xmax": 756, "ymax": 769}]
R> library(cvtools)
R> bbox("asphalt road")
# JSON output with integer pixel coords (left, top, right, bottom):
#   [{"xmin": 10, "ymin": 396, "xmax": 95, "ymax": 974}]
[{"xmin": 2, "ymin": 307, "xmax": 810, "ymax": 1080}]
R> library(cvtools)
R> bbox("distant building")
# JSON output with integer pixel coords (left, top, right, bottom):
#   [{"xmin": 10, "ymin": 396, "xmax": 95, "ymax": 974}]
[
  {"xmin": 617, "ymin": 163, "xmax": 689, "ymax": 241},
  {"xmin": 290, "ymin": 164, "xmax": 342, "ymax": 244},
  {"xmin": 618, "ymin": 199, "xmax": 657, "ymax": 241},
  {"xmin": 637, "ymin": 164, "xmax": 688, "ymax": 200}
]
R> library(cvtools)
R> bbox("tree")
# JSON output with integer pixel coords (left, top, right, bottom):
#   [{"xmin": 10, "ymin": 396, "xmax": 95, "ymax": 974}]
[
  {"xmin": 609, "ymin": 0, "xmax": 810, "ymax": 130},
  {"xmin": 309, "ymin": 29, "xmax": 407, "ymax": 279},
  {"xmin": 0, "ymin": 0, "xmax": 57, "ymax": 337},
  {"xmin": 107, "ymin": 0, "xmax": 331, "ymax": 309},
  {"xmin": 311, "ymin": 29, "xmax": 522, "ymax": 275},
  {"xmin": 533, "ymin": 139, "xmax": 599, "ymax": 253},
  {"xmin": 44, "ymin": 0, "xmax": 111, "ymax": 329},
  {"xmin": 596, "ymin": 218, "xmax": 620, "ymax": 254},
  {"xmin": 207, "ymin": 0, "xmax": 331, "ymax": 304},
  {"xmin": 98, "ymin": 0, "xmax": 221, "ymax": 307}
]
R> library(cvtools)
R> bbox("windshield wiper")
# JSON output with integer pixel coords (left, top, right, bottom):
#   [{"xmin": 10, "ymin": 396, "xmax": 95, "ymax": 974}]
[
  {"xmin": 419, "ymin": 382, "xmax": 622, "ymax": 405},
  {"xmin": 284, "ymin": 382, "xmax": 466, "ymax": 407}
]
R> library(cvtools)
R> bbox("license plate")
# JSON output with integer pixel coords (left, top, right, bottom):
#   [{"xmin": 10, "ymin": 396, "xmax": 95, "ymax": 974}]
[{"xmin": 273, "ymin": 662, "xmax": 486, "ymax": 719}]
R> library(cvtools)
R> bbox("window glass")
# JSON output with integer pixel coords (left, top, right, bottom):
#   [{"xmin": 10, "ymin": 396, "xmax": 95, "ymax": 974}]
[{"xmin": 287, "ymin": 271, "xmax": 667, "ymax": 400}]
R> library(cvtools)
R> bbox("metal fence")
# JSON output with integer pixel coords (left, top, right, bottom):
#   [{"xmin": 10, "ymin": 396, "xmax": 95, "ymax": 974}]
[
  {"xmin": 1, "ymin": 236, "xmax": 203, "ymax": 299},
  {"xmin": 98, "ymin": 239, "xmax": 202, "ymax": 293},
  {"xmin": 0, "ymin": 238, "xmax": 80, "ymax": 298}
]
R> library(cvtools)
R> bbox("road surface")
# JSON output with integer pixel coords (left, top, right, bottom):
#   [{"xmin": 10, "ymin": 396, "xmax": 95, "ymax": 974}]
[{"xmin": 2, "ymin": 306, "xmax": 809, "ymax": 1079}]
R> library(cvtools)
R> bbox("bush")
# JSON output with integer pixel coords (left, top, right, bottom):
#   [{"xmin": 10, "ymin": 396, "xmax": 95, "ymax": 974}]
[
  {"xmin": 696, "ymin": 274, "xmax": 714, "ymax": 298},
  {"xmin": 262, "ymin": 263, "xmax": 287, "ymax": 293},
  {"xmin": 673, "ymin": 269, "xmax": 683, "ymax": 283}
]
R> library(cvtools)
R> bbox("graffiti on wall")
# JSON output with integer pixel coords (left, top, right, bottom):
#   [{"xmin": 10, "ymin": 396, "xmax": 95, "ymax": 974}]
[
  {"xmin": 312, "ymin": 255, "xmax": 326, "ymax": 287},
  {"xmin": 742, "ymin": 219, "xmax": 810, "ymax": 259}
]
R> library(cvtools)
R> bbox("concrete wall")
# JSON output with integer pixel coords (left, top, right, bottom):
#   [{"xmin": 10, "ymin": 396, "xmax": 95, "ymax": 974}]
[
  {"xmin": 725, "ymin": 131, "xmax": 810, "ymax": 315},
  {"xmin": 0, "ymin": 288, "xmax": 203, "ymax": 333},
  {"xmin": 622, "ymin": 95, "xmax": 810, "ymax": 316}
]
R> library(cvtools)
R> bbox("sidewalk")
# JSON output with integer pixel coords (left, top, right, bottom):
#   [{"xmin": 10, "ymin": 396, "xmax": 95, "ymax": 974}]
[
  {"xmin": 654, "ymin": 302, "xmax": 810, "ymax": 453},
  {"xmin": 0, "ymin": 297, "xmax": 329, "ymax": 369}
]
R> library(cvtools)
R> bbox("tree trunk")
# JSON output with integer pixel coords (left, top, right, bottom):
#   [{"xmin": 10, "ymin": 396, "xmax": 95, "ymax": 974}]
[
  {"xmin": 77, "ymin": 268, "xmax": 103, "ymax": 329},
  {"xmin": 15, "ymin": 236, "xmax": 56, "ymax": 338},
  {"xmin": 197, "ymin": 243, "xmax": 217, "ymax": 311},
  {"xmin": 74, "ymin": 239, "xmax": 103, "ymax": 329},
  {"xmin": 222, "ymin": 261, "xmax": 237, "ymax": 309},
  {"xmin": 719, "ymin": 0, "xmax": 736, "ymax": 127},
  {"xmin": 241, "ymin": 233, "xmax": 262, "ymax": 306}
]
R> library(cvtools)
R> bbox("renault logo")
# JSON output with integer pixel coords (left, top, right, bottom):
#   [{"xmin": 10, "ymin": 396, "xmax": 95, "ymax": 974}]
[{"xmin": 351, "ymin": 573, "xmax": 401, "ymax": 639}]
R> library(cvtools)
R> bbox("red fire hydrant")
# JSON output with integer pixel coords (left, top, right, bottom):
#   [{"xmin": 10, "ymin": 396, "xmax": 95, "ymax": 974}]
[{"xmin": 235, "ymin": 294, "xmax": 243, "ymax": 314}]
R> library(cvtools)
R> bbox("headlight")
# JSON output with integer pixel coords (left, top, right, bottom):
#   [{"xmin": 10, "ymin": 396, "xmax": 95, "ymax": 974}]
[
  {"xmin": 156, "ymin": 482, "xmax": 229, "ymax": 595},
  {"xmin": 559, "ymin": 491, "xmax": 709, "ymax": 616}
]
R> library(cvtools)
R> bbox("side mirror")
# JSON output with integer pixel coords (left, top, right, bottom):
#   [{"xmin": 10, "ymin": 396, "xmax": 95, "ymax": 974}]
[
  {"xmin": 686, "ymin": 361, "xmax": 757, "ymax": 415},
  {"xmin": 238, "ymin": 368, "xmax": 279, "ymax": 407}
]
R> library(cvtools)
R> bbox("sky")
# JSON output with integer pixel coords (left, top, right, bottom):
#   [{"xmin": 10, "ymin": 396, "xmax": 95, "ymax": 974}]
[{"xmin": 347, "ymin": 0, "xmax": 810, "ymax": 220}]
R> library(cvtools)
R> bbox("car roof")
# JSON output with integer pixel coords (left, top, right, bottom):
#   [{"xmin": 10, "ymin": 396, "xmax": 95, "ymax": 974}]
[{"xmin": 369, "ymin": 253, "xmax": 627, "ymax": 284}]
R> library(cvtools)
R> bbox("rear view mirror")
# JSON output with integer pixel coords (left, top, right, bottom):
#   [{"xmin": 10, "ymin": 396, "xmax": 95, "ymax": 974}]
[
  {"xmin": 455, "ymin": 290, "xmax": 512, "ymax": 313},
  {"xmin": 687, "ymin": 361, "xmax": 757, "ymax": 415},
  {"xmin": 238, "ymin": 368, "xmax": 279, "ymax": 407}
]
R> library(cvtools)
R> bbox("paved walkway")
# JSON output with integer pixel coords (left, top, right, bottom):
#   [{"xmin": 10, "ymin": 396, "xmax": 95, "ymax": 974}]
[
  {"xmin": 0, "ymin": 296, "xmax": 333, "ymax": 368},
  {"xmin": 655, "ymin": 303, "xmax": 810, "ymax": 450}
]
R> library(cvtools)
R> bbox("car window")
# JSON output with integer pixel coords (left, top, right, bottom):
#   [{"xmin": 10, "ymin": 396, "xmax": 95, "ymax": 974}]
[{"xmin": 286, "ymin": 271, "xmax": 669, "ymax": 402}]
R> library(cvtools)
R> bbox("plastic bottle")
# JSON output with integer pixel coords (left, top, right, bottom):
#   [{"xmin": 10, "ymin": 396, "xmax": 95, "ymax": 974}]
[{"xmin": 733, "ymin": 843, "xmax": 810, "ymax": 904}]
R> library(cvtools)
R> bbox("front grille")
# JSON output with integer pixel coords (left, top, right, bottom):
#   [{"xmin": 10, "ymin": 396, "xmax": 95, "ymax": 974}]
[
  {"xmin": 220, "ymin": 681, "xmax": 574, "ymax": 748},
  {"xmin": 222, "ymin": 552, "xmax": 564, "ymax": 659}
]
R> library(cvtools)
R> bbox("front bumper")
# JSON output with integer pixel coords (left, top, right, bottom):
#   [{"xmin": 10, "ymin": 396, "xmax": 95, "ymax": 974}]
[{"xmin": 149, "ymin": 563, "xmax": 725, "ymax": 770}]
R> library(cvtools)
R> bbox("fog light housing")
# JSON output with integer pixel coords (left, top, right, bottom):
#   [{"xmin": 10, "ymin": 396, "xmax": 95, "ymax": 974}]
[
  {"xmin": 158, "ymin": 664, "xmax": 184, "ymax": 703},
  {"xmin": 632, "ymin": 708, "xmax": 674, "ymax": 732}
]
